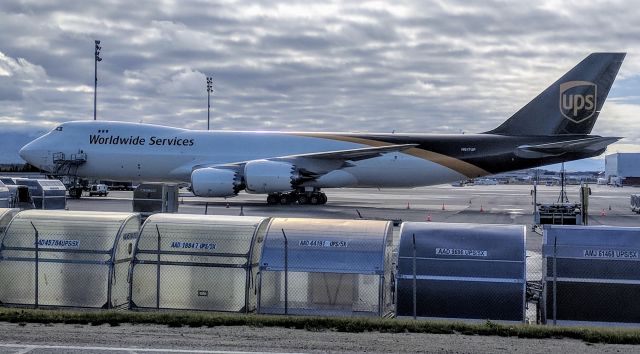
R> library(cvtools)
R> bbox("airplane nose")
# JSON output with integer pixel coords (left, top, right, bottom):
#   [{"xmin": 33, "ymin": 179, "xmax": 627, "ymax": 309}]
[
  {"xmin": 19, "ymin": 143, "xmax": 31, "ymax": 162},
  {"xmin": 19, "ymin": 139, "xmax": 42, "ymax": 166}
]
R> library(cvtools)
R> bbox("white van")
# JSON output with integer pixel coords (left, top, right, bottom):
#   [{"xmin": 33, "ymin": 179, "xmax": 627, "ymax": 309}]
[{"xmin": 89, "ymin": 184, "xmax": 109, "ymax": 197}]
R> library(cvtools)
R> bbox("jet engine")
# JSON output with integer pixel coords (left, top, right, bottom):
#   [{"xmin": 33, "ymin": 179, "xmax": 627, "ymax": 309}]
[
  {"xmin": 244, "ymin": 160, "xmax": 297, "ymax": 193},
  {"xmin": 190, "ymin": 167, "xmax": 240, "ymax": 197}
]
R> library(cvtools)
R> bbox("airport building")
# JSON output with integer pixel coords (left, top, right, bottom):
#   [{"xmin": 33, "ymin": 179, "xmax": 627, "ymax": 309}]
[{"xmin": 605, "ymin": 153, "xmax": 640, "ymax": 186}]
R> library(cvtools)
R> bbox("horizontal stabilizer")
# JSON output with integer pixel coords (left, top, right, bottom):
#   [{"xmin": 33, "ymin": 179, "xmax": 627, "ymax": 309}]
[{"xmin": 515, "ymin": 136, "xmax": 620, "ymax": 158}]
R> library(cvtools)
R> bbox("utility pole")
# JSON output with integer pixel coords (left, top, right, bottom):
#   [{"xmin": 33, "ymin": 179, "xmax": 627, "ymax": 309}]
[
  {"xmin": 94, "ymin": 40, "xmax": 102, "ymax": 120},
  {"xmin": 206, "ymin": 76, "xmax": 213, "ymax": 130}
]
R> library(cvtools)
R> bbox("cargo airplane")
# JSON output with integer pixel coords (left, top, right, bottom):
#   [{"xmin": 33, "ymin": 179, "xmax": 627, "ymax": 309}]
[{"xmin": 20, "ymin": 53, "xmax": 625, "ymax": 205}]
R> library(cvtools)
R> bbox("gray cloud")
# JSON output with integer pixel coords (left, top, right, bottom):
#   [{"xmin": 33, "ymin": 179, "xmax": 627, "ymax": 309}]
[{"xmin": 0, "ymin": 0, "xmax": 639, "ymax": 149}]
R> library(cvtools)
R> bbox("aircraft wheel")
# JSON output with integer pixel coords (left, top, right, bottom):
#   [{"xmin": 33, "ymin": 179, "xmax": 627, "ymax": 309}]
[
  {"xmin": 69, "ymin": 187, "xmax": 83, "ymax": 199},
  {"xmin": 319, "ymin": 193, "xmax": 328, "ymax": 204},
  {"xmin": 309, "ymin": 194, "xmax": 320, "ymax": 205},
  {"xmin": 267, "ymin": 194, "xmax": 279, "ymax": 205},
  {"xmin": 298, "ymin": 194, "xmax": 309, "ymax": 205},
  {"xmin": 279, "ymin": 194, "xmax": 291, "ymax": 205}
]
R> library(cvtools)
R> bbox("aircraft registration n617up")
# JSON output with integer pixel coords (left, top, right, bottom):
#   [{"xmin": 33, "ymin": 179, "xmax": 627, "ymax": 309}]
[{"xmin": 20, "ymin": 53, "xmax": 625, "ymax": 205}]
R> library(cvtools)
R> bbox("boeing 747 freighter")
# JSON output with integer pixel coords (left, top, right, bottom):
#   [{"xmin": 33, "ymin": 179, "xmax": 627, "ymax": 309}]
[{"xmin": 20, "ymin": 53, "xmax": 625, "ymax": 204}]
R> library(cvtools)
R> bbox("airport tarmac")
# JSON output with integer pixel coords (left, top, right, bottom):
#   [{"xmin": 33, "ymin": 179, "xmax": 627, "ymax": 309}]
[{"xmin": 69, "ymin": 184, "xmax": 640, "ymax": 227}]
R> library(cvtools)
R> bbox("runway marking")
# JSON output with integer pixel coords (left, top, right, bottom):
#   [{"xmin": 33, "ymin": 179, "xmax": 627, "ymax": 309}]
[{"xmin": 0, "ymin": 343, "xmax": 304, "ymax": 354}]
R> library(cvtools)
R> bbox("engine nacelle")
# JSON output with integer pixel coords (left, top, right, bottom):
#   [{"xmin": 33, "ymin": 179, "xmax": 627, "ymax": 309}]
[
  {"xmin": 244, "ymin": 160, "xmax": 295, "ymax": 193},
  {"xmin": 190, "ymin": 167, "xmax": 239, "ymax": 197}
]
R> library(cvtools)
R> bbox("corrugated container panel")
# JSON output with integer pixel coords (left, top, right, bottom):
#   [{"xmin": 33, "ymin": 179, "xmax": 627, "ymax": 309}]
[{"xmin": 396, "ymin": 222, "xmax": 526, "ymax": 322}]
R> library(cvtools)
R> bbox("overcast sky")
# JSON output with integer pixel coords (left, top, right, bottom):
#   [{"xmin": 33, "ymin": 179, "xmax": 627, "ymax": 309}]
[{"xmin": 1, "ymin": 0, "xmax": 639, "ymax": 164}]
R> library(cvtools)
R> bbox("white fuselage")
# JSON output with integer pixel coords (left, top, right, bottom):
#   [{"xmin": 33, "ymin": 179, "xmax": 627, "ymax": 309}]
[{"xmin": 20, "ymin": 121, "xmax": 467, "ymax": 190}]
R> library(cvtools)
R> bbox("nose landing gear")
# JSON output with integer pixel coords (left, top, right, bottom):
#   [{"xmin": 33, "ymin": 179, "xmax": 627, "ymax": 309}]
[{"xmin": 266, "ymin": 189, "xmax": 327, "ymax": 205}]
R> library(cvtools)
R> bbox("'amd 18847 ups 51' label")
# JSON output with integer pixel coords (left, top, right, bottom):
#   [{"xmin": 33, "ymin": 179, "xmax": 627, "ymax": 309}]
[{"xmin": 170, "ymin": 241, "xmax": 216, "ymax": 250}]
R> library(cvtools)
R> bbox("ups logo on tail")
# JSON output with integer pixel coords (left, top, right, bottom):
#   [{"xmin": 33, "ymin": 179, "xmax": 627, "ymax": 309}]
[{"xmin": 559, "ymin": 81, "xmax": 597, "ymax": 123}]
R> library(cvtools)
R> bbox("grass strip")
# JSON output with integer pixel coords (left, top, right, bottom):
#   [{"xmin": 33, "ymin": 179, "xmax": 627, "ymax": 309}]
[{"xmin": 1, "ymin": 308, "xmax": 640, "ymax": 345}]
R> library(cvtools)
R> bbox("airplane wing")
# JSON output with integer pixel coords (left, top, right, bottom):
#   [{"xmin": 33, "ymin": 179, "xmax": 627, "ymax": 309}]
[
  {"xmin": 515, "ymin": 136, "xmax": 620, "ymax": 158},
  {"xmin": 190, "ymin": 143, "xmax": 417, "ymax": 175},
  {"xmin": 274, "ymin": 143, "xmax": 417, "ymax": 161}
]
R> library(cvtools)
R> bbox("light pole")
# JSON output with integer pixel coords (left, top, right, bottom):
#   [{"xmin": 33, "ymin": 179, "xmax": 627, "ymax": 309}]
[
  {"xmin": 206, "ymin": 76, "xmax": 213, "ymax": 130},
  {"xmin": 94, "ymin": 40, "xmax": 102, "ymax": 121}
]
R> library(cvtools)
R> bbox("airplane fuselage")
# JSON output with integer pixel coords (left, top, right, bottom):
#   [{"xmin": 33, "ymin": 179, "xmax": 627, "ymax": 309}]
[{"xmin": 20, "ymin": 121, "xmax": 603, "ymax": 190}]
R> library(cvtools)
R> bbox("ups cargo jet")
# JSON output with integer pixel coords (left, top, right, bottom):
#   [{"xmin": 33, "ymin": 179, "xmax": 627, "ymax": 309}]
[{"xmin": 20, "ymin": 53, "xmax": 625, "ymax": 205}]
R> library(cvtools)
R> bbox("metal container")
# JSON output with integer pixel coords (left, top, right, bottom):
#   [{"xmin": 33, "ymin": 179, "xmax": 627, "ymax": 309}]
[
  {"xmin": 543, "ymin": 225, "xmax": 640, "ymax": 325},
  {"xmin": 130, "ymin": 214, "xmax": 270, "ymax": 312},
  {"xmin": 133, "ymin": 183, "xmax": 179, "ymax": 217},
  {"xmin": 0, "ymin": 182, "xmax": 9, "ymax": 208},
  {"xmin": 258, "ymin": 218, "xmax": 393, "ymax": 317},
  {"xmin": 13, "ymin": 179, "xmax": 66, "ymax": 210},
  {"xmin": 0, "ymin": 208, "xmax": 18, "ymax": 234},
  {"xmin": 397, "ymin": 222, "xmax": 526, "ymax": 322},
  {"xmin": 631, "ymin": 194, "xmax": 640, "ymax": 214},
  {"xmin": 0, "ymin": 210, "xmax": 140, "ymax": 308}
]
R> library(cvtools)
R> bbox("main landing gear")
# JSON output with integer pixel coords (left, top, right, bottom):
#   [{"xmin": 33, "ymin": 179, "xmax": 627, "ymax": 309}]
[{"xmin": 266, "ymin": 189, "xmax": 328, "ymax": 205}]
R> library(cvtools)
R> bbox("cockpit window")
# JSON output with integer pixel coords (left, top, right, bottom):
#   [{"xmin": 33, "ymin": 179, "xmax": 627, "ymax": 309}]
[{"xmin": 55, "ymin": 126, "xmax": 63, "ymax": 131}]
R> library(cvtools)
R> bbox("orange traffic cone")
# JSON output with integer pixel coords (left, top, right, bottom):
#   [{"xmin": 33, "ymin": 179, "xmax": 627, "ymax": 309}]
[
  {"xmin": 406, "ymin": 202, "xmax": 411, "ymax": 209},
  {"xmin": 442, "ymin": 203, "xmax": 446, "ymax": 211},
  {"xmin": 427, "ymin": 214, "xmax": 432, "ymax": 222},
  {"xmin": 601, "ymin": 209, "xmax": 606, "ymax": 216},
  {"xmin": 480, "ymin": 205, "xmax": 484, "ymax": 213}
]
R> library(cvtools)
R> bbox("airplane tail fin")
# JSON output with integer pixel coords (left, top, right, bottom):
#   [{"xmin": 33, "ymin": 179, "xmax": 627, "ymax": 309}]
[{"xmin": 486, "ymin": 53, "xmax": 625, "ymax": 136}]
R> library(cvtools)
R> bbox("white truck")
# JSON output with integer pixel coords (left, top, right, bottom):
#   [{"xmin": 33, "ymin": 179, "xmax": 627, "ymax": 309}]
[{"xmin": 88, "ymin": 184, "xmax": 109, "ymax": 197}]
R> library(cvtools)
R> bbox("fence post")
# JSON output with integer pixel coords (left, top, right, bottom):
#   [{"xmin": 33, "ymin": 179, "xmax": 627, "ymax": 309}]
[
  {"xmin": 205, "ymin": 202, "xmax": 208, "ymax": 215},
  {"xmin": 412, "ymin": 233, "xmax": 417, "ymax": 320},
  {"xmin": 156, "ymin": 225, "xmax": 161, "ymax": 310},
  {"xmin": 31, "ymin": 222, "xmax": 39, "ymax": 308},
  {"xmin": 281, "ymin": 229, "xmax": 288, "ymax": 315},
  {"xmin": 41, "ymin": 190, "xmax": 45, "ymax": 210},
  {"xmin": 552, "ymin": 236, "xmax": 557, "ymax": 325}
]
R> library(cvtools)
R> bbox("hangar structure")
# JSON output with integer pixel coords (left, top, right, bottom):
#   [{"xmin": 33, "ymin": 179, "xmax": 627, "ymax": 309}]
[{"xmin": 605, "ymin": 153, "xmax": 640, "ymax": 186}]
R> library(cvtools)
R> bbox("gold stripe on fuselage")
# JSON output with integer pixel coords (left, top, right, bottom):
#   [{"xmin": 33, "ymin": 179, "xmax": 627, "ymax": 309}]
[{"xmin": 293, "ymin": 133, "xmax": 489, "ymax": 178}]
